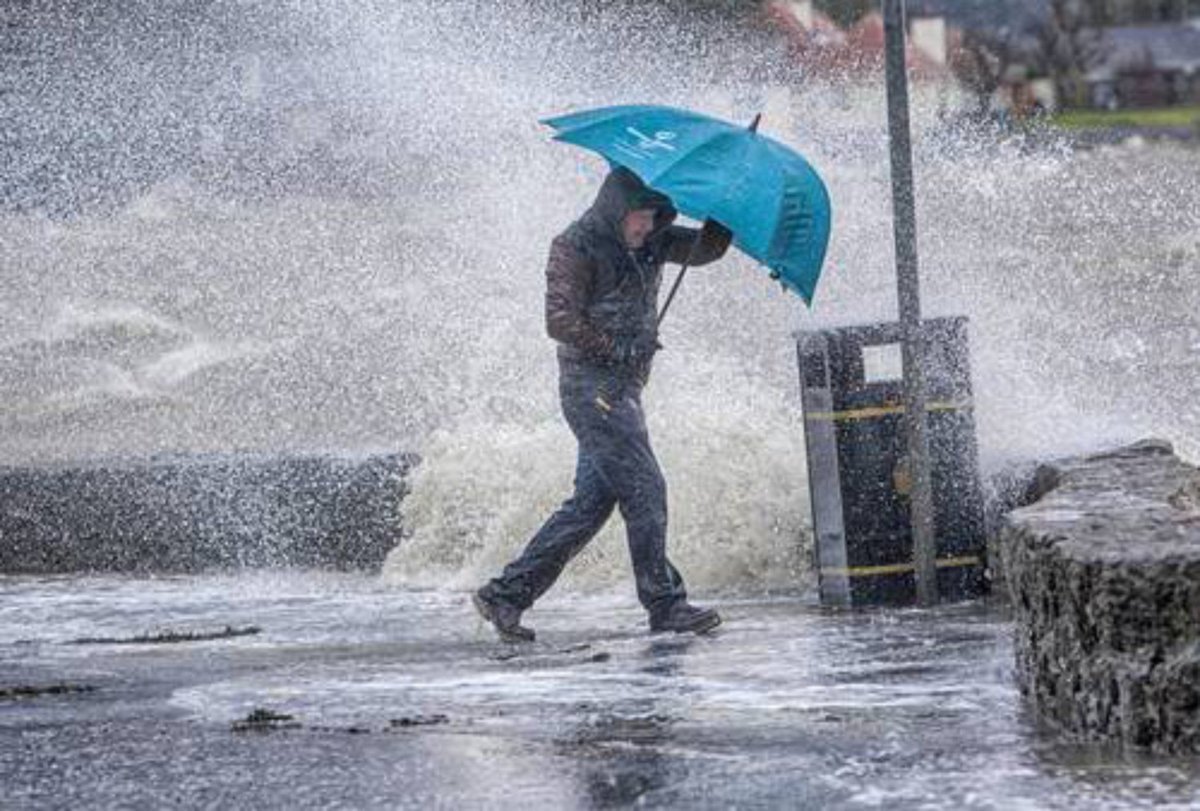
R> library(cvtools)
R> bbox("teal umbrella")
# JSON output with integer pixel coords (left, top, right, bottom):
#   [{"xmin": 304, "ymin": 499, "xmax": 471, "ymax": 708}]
[{"xmin": 542, "ymin": 104, "xmax": 832, "ymax": 308}]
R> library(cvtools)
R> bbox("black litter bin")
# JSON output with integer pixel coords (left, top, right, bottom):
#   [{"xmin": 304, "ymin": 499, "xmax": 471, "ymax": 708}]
[{"xmin": 796, "ymin": 317, "xmax": 986, "ymax": 606}]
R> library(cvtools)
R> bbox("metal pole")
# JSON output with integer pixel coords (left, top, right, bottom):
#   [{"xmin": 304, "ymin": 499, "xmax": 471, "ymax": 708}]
[{"xmin": 883, "ymin": 0, "xmax": 938, "ymax": 606}]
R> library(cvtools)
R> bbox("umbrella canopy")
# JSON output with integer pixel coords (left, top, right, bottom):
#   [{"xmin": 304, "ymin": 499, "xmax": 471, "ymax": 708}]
[{"xmin": 542, "ymin": 104, "xmax": 831, "ymax": 304}]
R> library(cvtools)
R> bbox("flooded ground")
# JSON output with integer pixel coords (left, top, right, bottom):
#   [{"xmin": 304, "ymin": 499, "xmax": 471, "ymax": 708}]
[{"xmin": 3, "ymin": 572, "xmax": 1198, "ymax": 809}]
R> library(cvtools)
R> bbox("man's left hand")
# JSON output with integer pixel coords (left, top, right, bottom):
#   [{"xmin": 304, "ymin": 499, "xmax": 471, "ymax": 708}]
[{"xmin": 611, "ymin": 333, "xmax": 662, "ymax": 366}]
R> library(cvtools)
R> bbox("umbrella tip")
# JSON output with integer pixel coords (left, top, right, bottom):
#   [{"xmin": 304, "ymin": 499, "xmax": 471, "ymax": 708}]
[{"xmin": 749, "ymin": 113, "xmax": 762, "ymax": 133}]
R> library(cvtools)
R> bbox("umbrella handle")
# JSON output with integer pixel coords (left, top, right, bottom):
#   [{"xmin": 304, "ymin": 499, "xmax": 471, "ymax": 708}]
[{"xmin": 656, "ymin": 218, "xmax": 718, "ymax": 328}]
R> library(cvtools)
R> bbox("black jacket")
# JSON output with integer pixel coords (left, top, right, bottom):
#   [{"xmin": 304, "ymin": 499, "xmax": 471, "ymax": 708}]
[{"xmin": 545, "ymin": 167, "xmax": 731, "ymax": 369}]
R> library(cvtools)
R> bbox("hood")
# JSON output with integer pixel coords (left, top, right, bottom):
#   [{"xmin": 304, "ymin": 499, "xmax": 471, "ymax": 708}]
[{"xmin": 582, "ymin": 166, "xmax": 678, "ymax": 241}]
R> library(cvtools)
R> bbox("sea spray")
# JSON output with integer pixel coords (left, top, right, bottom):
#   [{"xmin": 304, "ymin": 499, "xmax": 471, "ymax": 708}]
[
  {"xmin": 4, "ymin": 1, "xmax": 1200, "ymax": 593},
  {"xmin": 385, "ymin": 350, "xmax": 811, "ymax": 594}
]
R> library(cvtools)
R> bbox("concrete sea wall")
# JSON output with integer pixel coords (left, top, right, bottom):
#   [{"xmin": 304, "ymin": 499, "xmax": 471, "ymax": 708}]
[
  {"xmin": 0, "ymin": 453, "xmax": 417, "ymax": 574},
  {"xmin": 993, "ymin": 439, "xmax": 1200, "ymax": 753}
]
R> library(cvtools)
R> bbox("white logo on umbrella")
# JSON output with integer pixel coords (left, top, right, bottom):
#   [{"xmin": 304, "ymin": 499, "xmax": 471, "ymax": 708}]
[{"xmin": 614, "ymin": 127, "xmax": 677, "ymax": 162}]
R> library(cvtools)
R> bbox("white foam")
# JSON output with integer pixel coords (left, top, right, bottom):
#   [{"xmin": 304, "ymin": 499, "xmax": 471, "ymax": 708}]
[{"xmin": 383, "ymin": 352, "xmax": 812, "ymax": 594}]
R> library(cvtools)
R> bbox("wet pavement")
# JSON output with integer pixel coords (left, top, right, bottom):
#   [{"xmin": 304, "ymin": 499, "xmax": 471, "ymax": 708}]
[{"xmin": 2, "ymin": 572, "xmax": 1199, "ymax": 809}]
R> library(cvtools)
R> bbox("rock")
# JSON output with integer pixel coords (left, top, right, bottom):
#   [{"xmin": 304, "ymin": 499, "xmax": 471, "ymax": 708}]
[
  {"xmin": 993, "ymin": 439, "xmax": 1200, "ymax": 753},
  {"xmin": 388, "ymin": 714, "xmax": 449, "ymax": 729},
  {"xmin": 0, "ymin": 684, "xmax": 97, "ymax": 700},
  {"xmin": 68, "ymin": 625, "xmax": 261, "ymax": 645},
  {"xmin": 232, "ymin": 708, "xmax": 301, "ymax": 733},
  {"xmin": 0, "ymin": 452, "xmax": 418, "ymax": 574}
]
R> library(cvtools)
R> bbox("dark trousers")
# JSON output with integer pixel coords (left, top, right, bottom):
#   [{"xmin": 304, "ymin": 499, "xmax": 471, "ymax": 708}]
[{"xmin": 483, "ymin": 360, "xmax": 686, "ymax": 616}]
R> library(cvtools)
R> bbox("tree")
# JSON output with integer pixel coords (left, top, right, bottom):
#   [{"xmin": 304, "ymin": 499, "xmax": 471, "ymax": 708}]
[
  {"xmin": 951, "ymin": 28, "xmax": 1023, "ymax": 116},
  {"xmin": 1035, "ymin": 0, "xmax": 1109, "ymax": 109},
  {"xmin": 813, "ymin": 0, "xmax": 874, "ymax": 28}
]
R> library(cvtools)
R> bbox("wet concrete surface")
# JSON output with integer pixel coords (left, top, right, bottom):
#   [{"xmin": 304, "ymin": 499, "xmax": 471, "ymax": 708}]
[{"xmin": 3, "ymin": 573, "xmax": 1199, "ymax": 809}]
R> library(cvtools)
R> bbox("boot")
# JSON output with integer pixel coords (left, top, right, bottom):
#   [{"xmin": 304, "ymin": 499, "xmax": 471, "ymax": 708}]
[
  {"xmin": 649, "ymin": 601, "xmax": 721, "ymax": 634},
  {"xmin": 472, "ymin": 588, "xmax": 535, "ymax": 643}
]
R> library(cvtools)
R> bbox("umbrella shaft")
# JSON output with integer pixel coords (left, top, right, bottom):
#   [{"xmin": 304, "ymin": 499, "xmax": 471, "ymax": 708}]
[
  {"xmin": 656, "ymin": 219, "xmax": 717, "ymax": 327},
  {"xmin": 657, "ymin": 266, "xmax": 690, "ymax": 327}
]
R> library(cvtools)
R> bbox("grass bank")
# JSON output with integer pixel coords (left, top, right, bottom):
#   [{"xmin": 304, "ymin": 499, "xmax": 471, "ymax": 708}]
[{"xmin": 1053, "ymin": 105, "xmax": 1200, "ymax": 129}]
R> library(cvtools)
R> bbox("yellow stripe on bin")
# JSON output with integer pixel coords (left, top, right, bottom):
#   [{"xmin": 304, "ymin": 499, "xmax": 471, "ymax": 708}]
[
  {"xmin": 933, "ymin": 555, "xmax": 983, "ymax": 569},
  {"xmin": 805, "ymin": 400, "xmax": 971, "ymax": 423},
  {"xmin": 822, "ymin": 555, "xmax": 981, "ymax": 579}
]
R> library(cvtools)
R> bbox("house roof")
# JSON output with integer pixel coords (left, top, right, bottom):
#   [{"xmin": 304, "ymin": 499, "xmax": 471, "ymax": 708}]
[
  {"xmin": 1091, "ymin": 24, "xmax": 1200, "ymax": 78},
  {"xmin": 763, "ymin": 2, "xmax": 953, "ymax": 81}
]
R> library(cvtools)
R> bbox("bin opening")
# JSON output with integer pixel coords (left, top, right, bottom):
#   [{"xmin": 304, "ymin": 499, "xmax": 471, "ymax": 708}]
[{"xmin": 862, "ymin": 343, "xmax": 903, "ymax": 383}]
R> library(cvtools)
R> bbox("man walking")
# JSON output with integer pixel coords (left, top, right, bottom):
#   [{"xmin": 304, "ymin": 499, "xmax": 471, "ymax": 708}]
[{"xmin": 474, "ymin": 166, "xmax": 732, "ymax": 642}]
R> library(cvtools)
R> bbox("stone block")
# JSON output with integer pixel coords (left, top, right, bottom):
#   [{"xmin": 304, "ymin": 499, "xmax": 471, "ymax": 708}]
[
  {"xmin": 994, "ymin": 439, "xmax": 1200, "ymax": 753},
  {"xmin": 0, "ymin": 452, "xmax": 417, "ymax": 573}
]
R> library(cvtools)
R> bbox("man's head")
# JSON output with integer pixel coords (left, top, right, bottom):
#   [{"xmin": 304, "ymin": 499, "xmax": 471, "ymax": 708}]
[
  {"xmin": 618, "ymin": 181, "xmax": 673, "ymax": 249},
  {"xmin": 621, "ymin": 208, "xmax": 658, "ymax": 249},
  {"xmin": 585, "ymin": 167, "xmax": 675, "ymax": 249}
]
